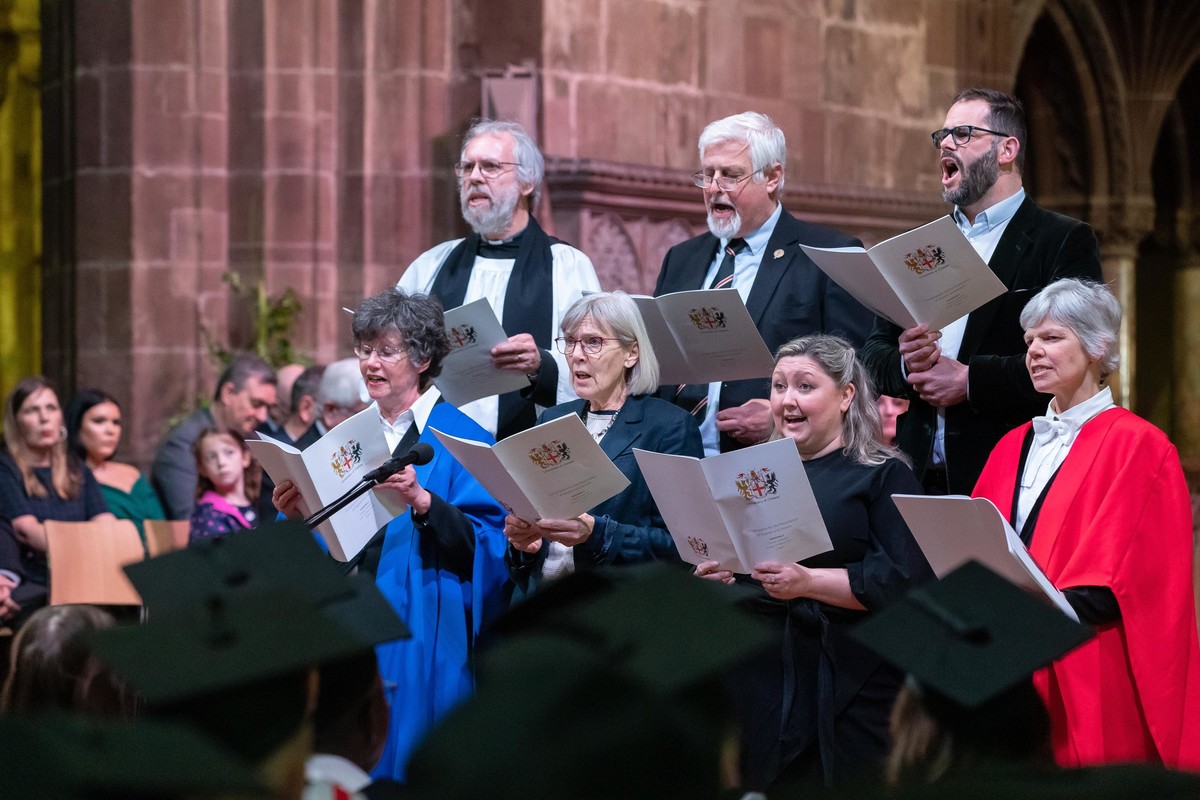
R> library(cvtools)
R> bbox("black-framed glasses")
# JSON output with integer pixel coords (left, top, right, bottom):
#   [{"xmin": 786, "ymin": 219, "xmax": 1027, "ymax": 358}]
[
  {"xmin": 930, "ymin": 125, "xmax": 1012, "ymax": 148},
  {"xmin": 353, "ymin": 343, "xmax": 406, "ymax": 363},
  {"xmin": 691, "ymin": 168, "xmax": 765, "ymax": 193},
  {"xmin": 454, "ymin": 159, "xmax": 520, "ymax": 179},
  {"xmin": 555, "ymin": 336, "xmax": 621, "ymax": 355}
]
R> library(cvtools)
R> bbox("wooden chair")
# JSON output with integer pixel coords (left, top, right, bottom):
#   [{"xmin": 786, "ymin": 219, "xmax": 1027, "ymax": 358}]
[
  {"xmin": 143, "ymin": 519, "xmax": 191, "ymax": 558},
  {"xmin": 45, "ymin": 519, "xmax": 145, "ymax": 606}
]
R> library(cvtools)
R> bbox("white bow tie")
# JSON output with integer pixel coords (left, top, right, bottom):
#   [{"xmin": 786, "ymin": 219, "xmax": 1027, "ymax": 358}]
[{"xmin": 1031, "ymin": 414, "xmax": 1082, "ymax": 447}]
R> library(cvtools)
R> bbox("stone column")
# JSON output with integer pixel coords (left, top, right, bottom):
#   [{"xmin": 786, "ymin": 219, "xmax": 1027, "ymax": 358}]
[
  {"xmin": 1174, "ymin": 258, "xmax": 1200, "ymax": 463},
  {"xmin": 44, "ymin": 0, "xmax": 234, "ymax": 464},
  {"xmin": 1100, "ymin": 240, "xmax": 1138, "ymax": 409}
]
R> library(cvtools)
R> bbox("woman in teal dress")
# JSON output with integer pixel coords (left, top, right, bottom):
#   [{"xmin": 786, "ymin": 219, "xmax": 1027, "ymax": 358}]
[{"xmin": 66, "ymin": 390, "xmax": 165, "ymax": 543}]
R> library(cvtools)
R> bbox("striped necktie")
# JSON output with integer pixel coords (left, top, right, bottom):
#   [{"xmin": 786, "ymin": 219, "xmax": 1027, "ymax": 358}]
[
  {"xmin": 709, "ymin": 237, "xmax": 747, "ymax": 290},
  {"xmin": 675, "ymin": 238, "xmax": 749, "ymax": 418}
]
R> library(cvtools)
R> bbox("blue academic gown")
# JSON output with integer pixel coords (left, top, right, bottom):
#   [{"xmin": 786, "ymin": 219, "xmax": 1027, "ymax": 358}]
[{"xmin": 371, "ymin": 402, "xmax": 510, "ymax": 780}]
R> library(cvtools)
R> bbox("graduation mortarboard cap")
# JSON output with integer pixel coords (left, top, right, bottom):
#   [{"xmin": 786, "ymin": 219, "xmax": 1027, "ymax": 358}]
[
  {"xmin": 554, "ymin": 561, "xmax": 772, "ymax": 694},
  {"xmin": 88, "ymin": 587, "xmax": 372, "ymax": 761},
  {"xmin": 87, "ymin": 588, "xmax": 366, "ymax": 707},
  {"xmin": 484, "ymin": 561, "xmax": 771, "ymax": 694},
  {"xmin": 492, "ymin": 563, "xmax": 771, "ymax": 692},
  {"xmin": 407, "ymin": 634, "xmax": 728, "ymax": 800},
  {"xmin": 408, "ymin": 564, "xmax": 773, "ymax": 799},
  {"xmin": 0, "ymin": 713, "xmax": 270, "ymax": 799},
  {"xmin": 850, "ymin": 560, "xmax": 1092, "ymax": 709},
  {"xmin": 124, "ymin": 521, "xmax": 409, "ymax": 647}
]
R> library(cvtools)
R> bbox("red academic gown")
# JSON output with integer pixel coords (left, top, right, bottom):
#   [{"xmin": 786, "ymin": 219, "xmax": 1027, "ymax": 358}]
[{"xmin": 973, "ymin": 407, "xmax": 1200, "ymax": 770}]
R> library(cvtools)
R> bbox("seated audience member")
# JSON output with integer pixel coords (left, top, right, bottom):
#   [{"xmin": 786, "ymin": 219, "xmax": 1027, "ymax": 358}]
[
  {"xmin": 305, "ymin": 651, "xmax": 398, "ymax": 798},
  {"xmin": 694, "ymin": 336, "xmax": 931, "ymax": 791},
  {"xmin": 317, "ymin": 357, "xmax": 370, "ymax": 433},
  {"xmin": 2, "ymin": 518, "xmax": 28, "ymax": 630},
  {"xmin": 0, "ymin": 377, "xmax": 114, "ymax": 629},
  {"xmin": 66, "ymin": 389, "xmax": 166, "ymax": 542},
  {"xmin": 0, "ymin": 715, "xmax": 272, "ymax": 798},
  {"xmin": 267, "ymin": 364, "xmax": 325, "ymax": 449},
  {"xmin": 405, "ymin": 563, "xmax": 774, "ymax": 800},
  {"xmin": 261, "ymin": 363, "xmax": 307, "ymax": 441},
  {"xmin": 972, "ymin": 278, "xmax": 1200, "ymax": 768},
  {"xmin": 116, "ymin": 523, "xmax": 411, "ymax": 799},
  {"xmin": 1, "ymin": 603, "xmax": 138, "ymax": 718},
  {"xmin": 90, "ymin": 589, "xmax": 372, "ymax": 800},
  {"xmin": 504, "ymin": 291, "xmax": 702, "ymax": 599},
  {"xmin": 876, "ymin": 394, "xmax": 910, "ymax": 446},
  {"xmin": 188, "ymin": 427, "xmax": 263, "ymax": 543},
  {"xmin": 151, "ymin": 353, "xmax": 277, "ymax": 521},
  {"xmin": 273, "ymin": 289, "xmax": 509, "ymax": 780}
]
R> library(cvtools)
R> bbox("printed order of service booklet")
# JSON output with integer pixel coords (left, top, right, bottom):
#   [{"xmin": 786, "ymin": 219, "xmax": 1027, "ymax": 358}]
[
  {"xmin": 801, "ymin": 215, "xmax": 1007, "ymax": 332},
  {"xmin": 249, "ymin": 405, "xmax": 403, "ymax": 562},
  {"xmin": 630, "ymin": 288, "xmax": 776, "ymax": 385},
  {"xmin": 891, "ymin": 494, "xmax": 1078, "ymax": 621},
  {"xmin": 432, "ymin": 412, "xmax": 630, "ymax": 522},
  {"xmin": 635, "ymin": 437, "xmax": 833, "ymax": 574},
  {"xmin": 434, "ymin": 298, "xmax": 532, "ymax": 407}
]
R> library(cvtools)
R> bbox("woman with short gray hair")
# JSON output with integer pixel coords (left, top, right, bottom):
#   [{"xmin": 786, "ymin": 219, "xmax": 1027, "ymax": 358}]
[
  {"xmin": 504, "ymin": 291, "xmax": 703, "ymax": 599},
  {"xmin": 974, "ymin": 277, "xmax": 1200, "ymax": 769}
]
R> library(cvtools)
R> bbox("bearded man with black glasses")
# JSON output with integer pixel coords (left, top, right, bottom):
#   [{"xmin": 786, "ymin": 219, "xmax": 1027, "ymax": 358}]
[
  {"xmin": 861, "ymin": 88, "xmax": 1102, "ymax": 495},
  {"xmin": 654, "ymin": 111, "xmax": 873, "ymax": 455},
  {"xmin": 398, "ymin": 120, "xmax": 599, "ymax": 439}
]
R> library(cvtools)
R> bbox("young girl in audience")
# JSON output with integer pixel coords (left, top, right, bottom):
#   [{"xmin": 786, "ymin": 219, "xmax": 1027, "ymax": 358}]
[{"xmin": 188, "ymin": 427, "xmax": 262, "ymax": 543}]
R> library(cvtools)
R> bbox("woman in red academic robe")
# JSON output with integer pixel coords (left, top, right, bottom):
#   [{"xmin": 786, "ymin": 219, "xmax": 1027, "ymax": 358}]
[{"xmin": 973, "ymin": 278, "xmax": 1200, "ymax": 770}]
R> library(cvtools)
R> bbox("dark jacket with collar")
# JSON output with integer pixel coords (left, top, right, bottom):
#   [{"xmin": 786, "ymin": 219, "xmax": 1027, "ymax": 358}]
[
  {"xmin": 653, "ymin": 208, "xmax": 874, "ymax": 451},
  {"xmin": 506, "ymin": 393, "xmax": 703, "ymax": 598},
  {"xmin": 861, "ymin": 197, "xmax": 1102, "ymax": 494}
]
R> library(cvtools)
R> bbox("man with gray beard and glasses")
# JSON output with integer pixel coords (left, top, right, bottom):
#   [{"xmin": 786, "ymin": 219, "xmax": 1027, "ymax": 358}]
[
  {"xmin": 861, "ymin": 88, "xmax": 1102, "ymax": 495},
  {"xmin": 654, "ymin": 111, "xmax": 872, "ymax": 455},
  {"xmin": 398, "ymin": 120, "xmax": 600, "ymax": 439}
]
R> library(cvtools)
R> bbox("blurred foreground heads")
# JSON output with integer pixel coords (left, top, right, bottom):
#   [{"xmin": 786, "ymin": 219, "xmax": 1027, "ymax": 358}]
[
  {"xmin": 405, "ymin": 562, "xmax": 774, "ymax": 800},
  {"xmin": 79, "ymin": 522, "xmax": 410, "ymax": 800}
]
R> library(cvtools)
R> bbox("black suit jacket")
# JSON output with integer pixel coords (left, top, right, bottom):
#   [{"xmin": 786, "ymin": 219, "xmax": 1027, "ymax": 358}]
[
  {"xmin": 861, "ymin": 198, "xmax": 1102, "ymax": 494},
  {"xmin": 653, "ymin": 208, "xmax": 874, "ymax": 451},
  {"xmin": 505, "ymin": 393, "xmax": 703, "ymax": 599}
]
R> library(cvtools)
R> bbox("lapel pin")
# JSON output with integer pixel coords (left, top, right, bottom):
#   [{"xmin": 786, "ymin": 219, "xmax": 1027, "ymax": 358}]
[{"xmin": 773, "ymin": 248, "xmax": 785, "ymax": 260}]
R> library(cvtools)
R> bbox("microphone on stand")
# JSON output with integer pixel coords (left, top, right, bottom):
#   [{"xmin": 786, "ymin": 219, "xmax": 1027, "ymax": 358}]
[
  {"xmin": 304, "ymin": 442, "xmax": 437, "ymax": 530},
  {"xmin": 362, "ymin": 442, "xmax": 436, "ymax": 482}
]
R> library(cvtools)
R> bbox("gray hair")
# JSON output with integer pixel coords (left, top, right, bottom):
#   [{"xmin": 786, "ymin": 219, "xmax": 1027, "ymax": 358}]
[
  {"xmin": 317, "ymin": 358, "xmax": 366, "ymax": 410},
  {"xmin": 290, "ymin": 364, "xmax": 326, "ymax": 409},
  {"xmin": 1019, "ymin": 278, "xmax": 1121, "ymax": 380},
  {"xmin": 351, "ymin": 289, "xmax": 450, "ymax": 391},
  {"xmin": 463, "ymin": 119, "xmax": 545, "ymax": 211},
  {"xmin": 771, "ymin": 335, "xmax": 910, "ymax": 468},
  {"xmin": 698, "ymin": 111, "xmax": 786, "ymax": 195},
  {"xmin": 560, "ymin": 291, "xmax": 660, "ymax": 396},
  {"xmin": 212, "ymin": 352, "xmax": 276, "ymax": 402}
]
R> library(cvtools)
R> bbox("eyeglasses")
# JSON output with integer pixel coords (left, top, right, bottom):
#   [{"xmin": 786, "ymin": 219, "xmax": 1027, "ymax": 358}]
[
  {"xmin": 555, "ymin": 336, "xmax": 622, "ymax": 355},
  {"xmin": 454, "ymin": 160, "xmax": 520, "ymax": 180},
  {"xmin": 930, "ymin": 125, "xmax": 1012, "ymax": 148},
  {"xmin": 691, "ymin": 168, "xmax": 765, "ymax": 193},
  {"xmin": 353, "ymin": 343, "xmax": 406, "ymax": 363}
]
